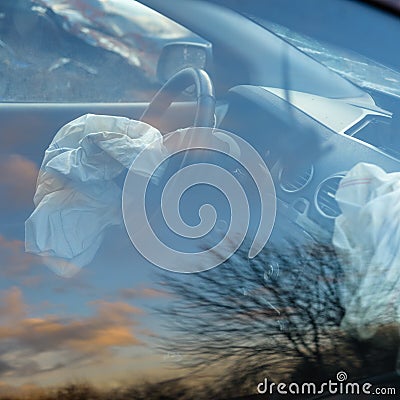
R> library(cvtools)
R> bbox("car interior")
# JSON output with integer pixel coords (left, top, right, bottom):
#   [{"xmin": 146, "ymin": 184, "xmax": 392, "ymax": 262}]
[
  {"xmin": 1, "ymin": 0, "xmax": 400, "ymax": 398},
  {"xmin": 3, "ymin": 0, "xmax": 400, "ymax": 242}
]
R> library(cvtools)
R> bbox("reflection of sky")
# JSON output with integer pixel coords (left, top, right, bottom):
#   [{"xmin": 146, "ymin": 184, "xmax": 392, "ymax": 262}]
[{"xmin": 0, "ymin": 128, "xmax": 177, "ymax": 391}]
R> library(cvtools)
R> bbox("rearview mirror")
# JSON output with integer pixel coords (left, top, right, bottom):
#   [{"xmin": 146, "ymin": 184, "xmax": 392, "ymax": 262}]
[{"xmin": 157, "ymin": 42, "xmax": 213, "ymax": 83}]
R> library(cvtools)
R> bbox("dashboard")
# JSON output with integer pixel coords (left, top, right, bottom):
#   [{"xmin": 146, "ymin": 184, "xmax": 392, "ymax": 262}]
[{"xmin": 217, "ymin": 84, "xmax": 400, "ymax": 242}]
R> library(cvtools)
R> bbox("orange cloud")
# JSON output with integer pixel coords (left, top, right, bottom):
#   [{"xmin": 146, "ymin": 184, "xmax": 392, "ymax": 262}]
[
  {"xmin": 0, "ymin": 289, "xmax": 146, "ymax": 379},
  {"xmin": 0, "ymin": 154, "xmax": 39, "ymax": 209},
  {"xmin": 120, "ymin": 287, "xmax": 169, "ymax": 299},
  {"xmin": 0, "ymin": 287, "xmax": 27, "ymax": 322},
  {"xmin": 19, "ymin": 275, "xmax": 43, "ymax": 287},
  {"xmin": 0, "ymin": 236, "xmax": 39, "ymax": 278}
]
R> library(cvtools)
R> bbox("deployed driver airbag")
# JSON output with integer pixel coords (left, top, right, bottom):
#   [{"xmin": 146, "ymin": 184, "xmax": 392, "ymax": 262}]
[{"xmin": 25, "ymin": 113, "xmax": 166, "ymax": 277}]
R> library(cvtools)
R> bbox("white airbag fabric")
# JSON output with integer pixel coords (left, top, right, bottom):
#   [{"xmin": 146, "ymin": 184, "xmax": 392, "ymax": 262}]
[
  {"xmin": 25, "ymin": 114, "xmax": 166, "ymax": 277},
  {"xmin": 333, "ymin": 162, "xmax": 400, "ymax": 339}
]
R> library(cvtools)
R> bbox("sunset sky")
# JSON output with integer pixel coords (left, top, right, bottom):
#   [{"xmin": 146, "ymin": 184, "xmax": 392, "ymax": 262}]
[{"xmin": 0, "ymin": 153, "xmax": 182, "ymax": 392}]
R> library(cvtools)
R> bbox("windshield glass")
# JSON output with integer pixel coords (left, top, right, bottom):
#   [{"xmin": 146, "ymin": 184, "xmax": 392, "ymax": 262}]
[
  {"xmin": 221, "ymin": 0, "xmax": 400, "ymax": 98},
  {"xmin": 263, "ymin": 20, "xmax": 400, "ymax": 99},
  {"xmin": 0, "ymin": 0, "xmax": 207, "ymax": 102}
]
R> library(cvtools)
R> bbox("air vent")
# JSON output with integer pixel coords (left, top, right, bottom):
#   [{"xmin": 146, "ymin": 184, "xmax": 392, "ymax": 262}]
[
  {"xmin": 314, "ymin": 174, "xmax": 345, "ymax": 218},
  {"xmin": 279, "ymin": 164, "xmax": 314, "ymax": 193}
]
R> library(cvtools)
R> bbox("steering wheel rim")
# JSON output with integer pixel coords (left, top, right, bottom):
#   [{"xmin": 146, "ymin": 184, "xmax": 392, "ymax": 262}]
[{"xmin": 140, "ymin": 67, "xmax": 216, "ymax": 130}]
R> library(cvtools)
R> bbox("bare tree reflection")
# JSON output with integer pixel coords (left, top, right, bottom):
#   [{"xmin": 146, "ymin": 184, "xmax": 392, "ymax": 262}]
[{"xmin": 156, "ymin": 241, "xmax": 400, "ymax": 397}]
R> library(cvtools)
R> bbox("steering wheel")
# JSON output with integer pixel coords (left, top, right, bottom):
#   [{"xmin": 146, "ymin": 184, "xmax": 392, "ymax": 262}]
[{"xmin": 140, "ymin": 67, "xmax": 216, "ymax": 130}]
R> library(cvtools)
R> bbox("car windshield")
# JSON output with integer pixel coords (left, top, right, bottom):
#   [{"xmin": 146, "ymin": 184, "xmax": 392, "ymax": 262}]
[
  {"xmin": 263, "ymin": 20, "xmax": 400, "ymax": 99},
  {"xmin": 223, "ymin": 0, "xmax": 400, "ymax": 98},
  {"xmin": 0, "ymin": 0, "xmax": 205, "ymax": 102}
]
